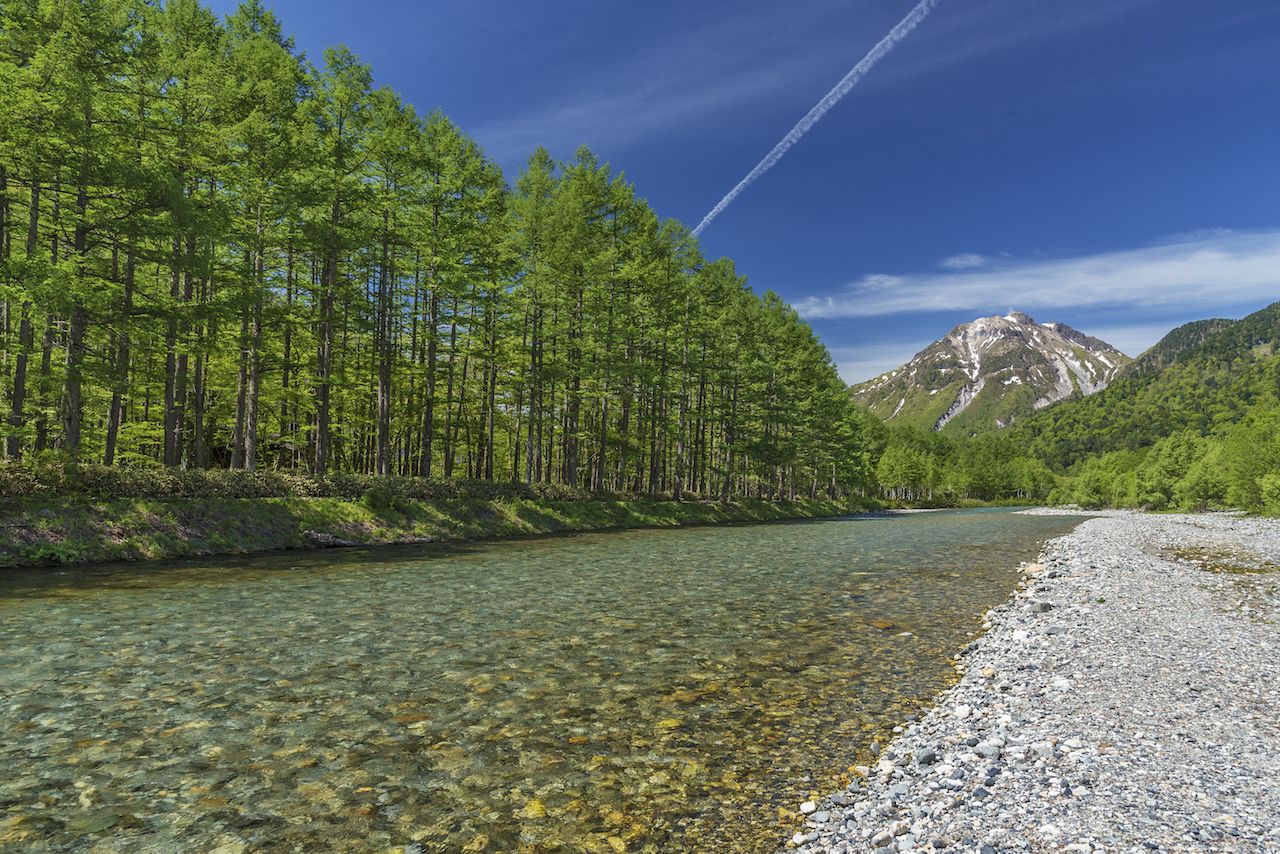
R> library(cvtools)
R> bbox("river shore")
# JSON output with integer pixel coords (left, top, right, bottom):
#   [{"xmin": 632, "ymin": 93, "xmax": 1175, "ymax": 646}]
[
  {"xmin": 0, "ymin": 495, "xmax": 868, "ymax": 570},
  {"xmin": 784, "ymin": 511, "xmax": 1280, "ymax": 853}
]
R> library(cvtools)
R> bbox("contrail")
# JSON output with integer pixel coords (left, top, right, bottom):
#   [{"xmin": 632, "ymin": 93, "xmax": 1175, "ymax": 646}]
[{"xmin": 691, "ymin": 0, "xmax": 943, "ymax": 237}]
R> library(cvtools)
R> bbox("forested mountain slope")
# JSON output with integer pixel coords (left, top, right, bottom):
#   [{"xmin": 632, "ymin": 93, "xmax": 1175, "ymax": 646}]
[
  {"xmin": 852, "ymin": 312, "xmax": 1128, "ymax": 435},
  {"xmin": 1013, "ymin": 301, "xmax": 1280, "ymax": 470},
  {"xmin": 863, "ymin": 300, "xmax": 1280, "ymax": 513},
  {"xmin": 1123, "ymin": 318, "xmax": 1235, "ymax": 377}
]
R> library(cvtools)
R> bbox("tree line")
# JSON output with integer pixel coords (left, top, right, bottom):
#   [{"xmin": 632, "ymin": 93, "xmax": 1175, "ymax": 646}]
[
  {"xmin": 1017, "ymin": 302, "xmax": 1280, "ymax": 513},
  {"xmin": 869, "ymin": 426, "xmax": 1055, "ymax": 504},
  {"xmin": 1047, "ymin": 393, "xmax": 1280, "ymax": 514},
  {"xmin": 0, "ymin": 0, "xmax": 868, "ymax": 500}
]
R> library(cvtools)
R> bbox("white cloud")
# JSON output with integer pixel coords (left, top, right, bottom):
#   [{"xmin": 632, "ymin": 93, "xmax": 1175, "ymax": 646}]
[
  {"xmin": 799, "ymin": 229, "xmax": 1280, "ymax": 320},
  {"xmin": 939, "ymin": 252, "xmax": 987, "ymax": 269}
]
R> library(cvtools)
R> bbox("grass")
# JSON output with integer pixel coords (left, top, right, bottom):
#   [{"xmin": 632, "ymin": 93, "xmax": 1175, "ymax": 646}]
[{"xmin": 0, "ymin": 495, "xmax": 871, "ymax": 570}]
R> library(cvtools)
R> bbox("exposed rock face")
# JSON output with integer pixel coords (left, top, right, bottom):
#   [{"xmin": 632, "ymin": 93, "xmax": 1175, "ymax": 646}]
[{"xmin": 851, "ymin": 312, "xmax": 1130, "ymax": 434}]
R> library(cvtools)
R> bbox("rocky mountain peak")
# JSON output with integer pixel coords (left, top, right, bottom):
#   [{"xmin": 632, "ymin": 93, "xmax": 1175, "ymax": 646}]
[{"xmin": 852, "ymin": 312, "xmax": 1131, "ymax": 434}]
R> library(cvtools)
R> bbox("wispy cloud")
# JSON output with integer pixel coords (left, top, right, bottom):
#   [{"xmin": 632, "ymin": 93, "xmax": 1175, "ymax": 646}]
[
  {"xmin": 1080, "ymin": 321, "xmax": 1198, "ymax": 360},
  {"xmin": 474, "ymin": 66, "xmax": 804, "ymax": 165},
  {"xmin": 471, "ymin": 2, "xmax": 858, "ymax": 164},
  {"xmin": 799, "ymin": 229, "xmax": 1280, "ymax": 320},
  {"xmin": 939, "ymin": 252, "xmax": 987, "ymax": 270},
  {"xmin": 829, "ymin": 341, "xmax": 933, "ymax": 386},
  {"xmin": 1154, "ymin": 226, "xmax": 1233, "ymax": 244},
  {"xmin": 473, "ymin": 0, "xmax": 1159, "ymax": 167}
]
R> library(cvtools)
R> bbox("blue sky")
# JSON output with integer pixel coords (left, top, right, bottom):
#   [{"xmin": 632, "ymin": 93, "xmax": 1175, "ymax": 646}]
[{"xmin": 208, "ymin": 0, "xmax": 1280, "ymax": 382}]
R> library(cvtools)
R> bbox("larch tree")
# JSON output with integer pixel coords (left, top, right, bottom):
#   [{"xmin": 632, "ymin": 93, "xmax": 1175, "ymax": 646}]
[{"xmin": 0, "ymin": 0, "xmax": 870, "ymax": 500}]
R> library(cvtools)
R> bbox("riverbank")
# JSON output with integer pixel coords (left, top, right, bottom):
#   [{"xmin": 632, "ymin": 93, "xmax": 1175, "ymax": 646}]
[
  {"xmin": 0, "ymin": 494, "xmax": 870, "ymax": 569},
  {"xmin": 785, "ymin": 511, "xmax": 1280, "ymax": 853}
]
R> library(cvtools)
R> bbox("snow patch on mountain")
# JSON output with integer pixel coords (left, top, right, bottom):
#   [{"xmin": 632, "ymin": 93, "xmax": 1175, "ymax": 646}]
[{"xmin": 851, "ymin": 311, "xmax": 1131, "ymax": 432}]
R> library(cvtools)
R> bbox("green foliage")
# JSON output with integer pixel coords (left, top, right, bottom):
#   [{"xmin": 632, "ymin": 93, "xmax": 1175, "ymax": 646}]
[
  {"xmin": 0, "ymin": 0, "xmax": 870, "ymax": 501},
  {"xmin": 869, "ymin": 427, "xmax": 1058, "ymax": 505},
  {"xmin": 25, "ymin": 541, "xmax": 90, "ymax": 565},
  {"xmin": 0, "ymin": 494, "xmax": 872, "ymax": 569},
  {"xmin": 875, "ymin": 443, "xmax": 930, "ymax": 501},
  {"xmin": 1013, "ymin": 302, "xmax": 1280, "ymax": 469},
  {"xmin": 1124, "ymin": 318, "xmax": 1236, "ymax": 377},
  {"xmin": 1176, "ymin": 444, "xmax": 1228, "ymax": 511},
  {"xmin": 1260, "ymin": 473, "xmax": 1280, "ymax": 515},
  {"xmin": 1013, "ymin": 304, "xmax": 1280, "ymax": 515},
  {"xmin": 1136, "ymin": 431, "xmax": 1206, "ymax": 510},
  {"xmin": 1219, "ymin": 409, "xmax": 1280, "ymax": 510},
  {"xmin": 0, "ymin": 461, "xmax": 603, "ymax": 504},
  {"xmin": 362, "ymin": 481, "xmax": 412, "ymax": 513}
]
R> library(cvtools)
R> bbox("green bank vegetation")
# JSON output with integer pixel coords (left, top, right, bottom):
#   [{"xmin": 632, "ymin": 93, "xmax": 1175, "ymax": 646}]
[{"xmin": 0, "ymin": 464, "xmax": 869, "ymax": 568}]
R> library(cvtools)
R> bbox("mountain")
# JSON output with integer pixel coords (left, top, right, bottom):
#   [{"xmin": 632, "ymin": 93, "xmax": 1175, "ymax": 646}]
[
  {"xmin": 1013, "ymin": 300, "xmax": 1280, "ymax": 469},
  {"xmin": 852, "ymin": 312, "xmax": 1131, "ymax": 434},
  {"xmin": 1125, "ymin": 318, "xmax": 1235, "ymax": 377}
]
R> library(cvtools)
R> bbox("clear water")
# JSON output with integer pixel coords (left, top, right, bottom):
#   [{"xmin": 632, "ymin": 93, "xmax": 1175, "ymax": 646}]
[{"xmin": 0, "ymin": 508, "xmax": 1081, "ymax": 853}]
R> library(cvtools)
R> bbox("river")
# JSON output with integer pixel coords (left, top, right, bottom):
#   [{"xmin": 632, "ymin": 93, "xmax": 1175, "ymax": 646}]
[{"xmin": 0, "ymin": 508, "xmax": 1082, "ymax": 853}]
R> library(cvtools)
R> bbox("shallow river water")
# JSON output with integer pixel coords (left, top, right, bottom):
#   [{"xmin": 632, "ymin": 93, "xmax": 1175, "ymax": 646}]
[{"xmin": 0, "ymin": 508, "xmax": 1082, "ymax": 853}]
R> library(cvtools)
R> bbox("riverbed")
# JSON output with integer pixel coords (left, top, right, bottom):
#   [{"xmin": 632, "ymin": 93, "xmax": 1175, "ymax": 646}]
[
  {"xmin": 788, "ymin": 511, "xmax": 1280, "ymax": 853},
  {"xmin": 0, "ymin": 509, "xmax": 1082, "ymax": 853}
]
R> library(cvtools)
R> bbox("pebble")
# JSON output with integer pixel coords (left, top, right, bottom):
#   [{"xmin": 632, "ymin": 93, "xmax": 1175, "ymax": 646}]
[{"xmin": 779, "ymin": 512, "xmax": 1280, "ymax": 854}]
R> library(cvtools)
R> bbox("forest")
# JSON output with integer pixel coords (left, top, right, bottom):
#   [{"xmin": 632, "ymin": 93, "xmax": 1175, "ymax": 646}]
[
  {"xmin": 871, "ymin": 301, "xmax": 1280, "ymax": 515},
  {"xmin": 0, "ymin": 0, "xmax": 869, "ymax": 501}
]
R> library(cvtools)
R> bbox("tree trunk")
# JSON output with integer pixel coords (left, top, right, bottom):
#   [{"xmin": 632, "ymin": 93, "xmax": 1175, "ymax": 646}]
[
  {"xmin": 191, "ymin": 270, "xmax": 210, "ymax": 469},
  {"xmin": 244, "ymin": 290, "xmax": 262, "ymax": 471},
  {"xmin": 62, "ymin": 175, "xmax": 90, "ymax": 460},
  {"xmin": 34, "ymin": 315, "xmax": 53, "ymax": 453},
  {"xmin": 376, "ymin": 224, "xmax": 392, "ymax": 476},
  {"xmin": 418, "ymin": 288, "xmax": 438, "ymax": 477},
  {"xmin": 565, "ymin": 284, "xmax": 583, "ymax": 487},
  {"xmin": 442, "ymin": 298, "xmax": 459, "ymax": 478},
  {"xmin": 6, "ymin": 180, "xmax": 39, "ymax": 460},
  {"xmin": 231, "ymin": 266, "xmax": 249, "ymax": 469},
  {"xmin": 314, "ymin": 206, "xmax": 338, "ymax": 476},
  {"xmin": 244, "ymin": 223, "xmax": 264, "ymax": 471},
  {"xmin": 163, "ymin": 236, "xmax": 181, "ymax": 466},
  {"xmin": 103, "ymin": 245, "xmax": 134, "ymax": 466},
  {"xmin": 279, "ymin": 242, "xmax": 295, "ymax": 469}
]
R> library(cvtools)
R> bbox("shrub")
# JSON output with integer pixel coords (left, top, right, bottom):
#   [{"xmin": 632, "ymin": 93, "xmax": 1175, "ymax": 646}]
[
  {"xmin": 0, "ymin": 462, "xmax": 610, "ymax": 504},
  {"xmin": 1261, "ymin": 473, "xmax": 1280, "ymax": 516},
  {"xmin": 362, "ymin": 481, "xmax": 412, "ymax": 513}
]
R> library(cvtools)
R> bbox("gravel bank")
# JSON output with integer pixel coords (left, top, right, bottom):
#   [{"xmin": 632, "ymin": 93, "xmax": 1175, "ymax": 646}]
[{"xmin": 783, "ymin": 512, "xmax": 1280, "ymax": 854}]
